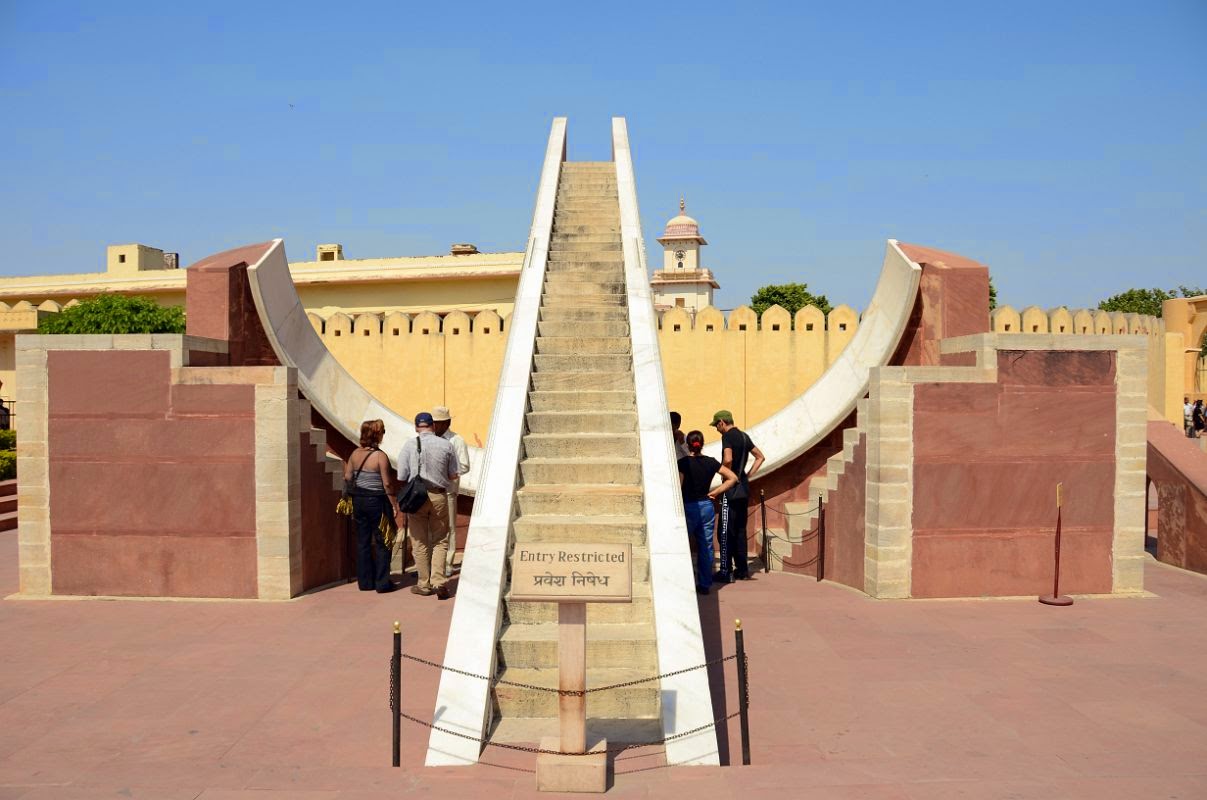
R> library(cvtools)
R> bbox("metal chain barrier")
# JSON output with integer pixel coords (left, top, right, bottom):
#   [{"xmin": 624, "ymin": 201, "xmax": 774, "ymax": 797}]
[
  {"xmin": 400, "ymin": 652, "xmax": 737, "ymax": 696},
  {"xmin": 393, "ymin": 644, "xmax": 752, "ymax": 758}
]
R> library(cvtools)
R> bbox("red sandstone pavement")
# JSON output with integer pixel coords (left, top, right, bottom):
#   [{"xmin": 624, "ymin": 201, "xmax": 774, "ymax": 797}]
[{"xmin": 2, "ymin": 530, "xmax": 1207, "ymax": 799}]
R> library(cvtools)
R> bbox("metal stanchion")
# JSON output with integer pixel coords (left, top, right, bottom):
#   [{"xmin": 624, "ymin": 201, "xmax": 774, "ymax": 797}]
[
  {"xmin": 760, "ymin": 489, "xmax": 769, "ymax": 574},
  {"xmin": 392, "ymin": 621, "xmax": 402, "ymax": 767},
  {"xmin": 1039, "ymin": 483, "xmax": 1073, "ymax": 606},
  {"xmin": 816, "ymin": 496, "xmax": 826, "ymax": 583},
  {"xmin": 735, "ymin": 619, "xmax": 751, "ymax": 766}
]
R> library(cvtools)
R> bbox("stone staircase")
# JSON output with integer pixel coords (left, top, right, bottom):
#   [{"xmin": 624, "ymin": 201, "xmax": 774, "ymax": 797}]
[
  {"xmin": 490, "ymin": 161, "xmax": 662, "ymax": 743},
  {"xmin": 0, "ymin": 480, "xmax": 15, "ymax": 532},
  {"xmin": 768, "ymin": 401, "xmax": 867, "ymax": 569}
]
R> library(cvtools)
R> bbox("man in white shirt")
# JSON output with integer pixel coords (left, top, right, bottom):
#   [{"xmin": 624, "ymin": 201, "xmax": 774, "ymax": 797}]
[
  {"xmin": 432, "ymin": 406, "xmax": 470, "ymax": 572},
  {"xmin": 1187, "ymin": 397, "xmax": 1195, "ymax": 437}
]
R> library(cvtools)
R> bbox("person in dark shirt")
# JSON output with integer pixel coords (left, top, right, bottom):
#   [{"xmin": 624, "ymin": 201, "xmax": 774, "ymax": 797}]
[
  {"xmin": 678, "ymin": 430, "xmax": 738, "ymax": 595},
  {"xmin": 711, "ymin": 410, "xmax": 765, "ymax": 582}
]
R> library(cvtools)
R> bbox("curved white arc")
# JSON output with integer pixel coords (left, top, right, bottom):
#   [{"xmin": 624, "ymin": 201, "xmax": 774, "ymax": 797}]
[
  {"xmin": 703, "ymin": 240, "xmax": 921, "ymax": 471},
  {"xmin": 245, "ymin": 241, "xmax": 535, "ymax": 498}
]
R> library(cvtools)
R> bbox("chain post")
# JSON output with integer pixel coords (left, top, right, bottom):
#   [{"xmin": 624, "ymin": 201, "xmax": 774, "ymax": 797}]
[
  {"xmin": 817, "ymin": 496, "xmax": 826, "ymax": 582},
  {"xmin": 760, "ymin": 489, "xmax": 770, "ymax": 573},
  {"xmin": 735, "ymin": 619, "xmax": 751, "ymax": 765},
  {"xmin": 392, "ymin": 621, "xmax": 401, "ymax": 767}
]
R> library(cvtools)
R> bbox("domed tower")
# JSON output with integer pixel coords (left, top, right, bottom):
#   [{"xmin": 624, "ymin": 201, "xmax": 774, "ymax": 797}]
[{"xmin": 650, "ymin": 198, "xmax": 720, "ymax": 312}]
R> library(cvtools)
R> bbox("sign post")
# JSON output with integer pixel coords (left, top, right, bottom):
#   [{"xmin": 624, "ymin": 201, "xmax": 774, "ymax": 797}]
[{"xmin": 510, "ymin": 541, "xmax": 633, "ymax": 793}]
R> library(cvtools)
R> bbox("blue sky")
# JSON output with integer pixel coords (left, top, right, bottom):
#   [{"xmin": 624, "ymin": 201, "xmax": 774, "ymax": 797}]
[{"xmin": 1, "ymin": 1, "xmax": 1204, "ymax": 311}]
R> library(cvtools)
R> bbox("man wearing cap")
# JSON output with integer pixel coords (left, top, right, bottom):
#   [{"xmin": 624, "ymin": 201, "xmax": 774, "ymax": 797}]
[
  {"xmin": 431, "ymin": 406, "xmax": 471, "ymax": 573},
  {"xmin": 711, "ymin": 410, "xmax": 765, "ymax": 583},
  {"xmin": 395, "ymin": 412, "xmax": 461, "ymax": 598}
]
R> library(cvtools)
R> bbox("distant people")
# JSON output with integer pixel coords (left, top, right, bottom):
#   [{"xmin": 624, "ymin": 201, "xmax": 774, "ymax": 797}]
[
  {"xmin": 432, "ymin": 406, "xmax": 470, "ymax": 573},
  {"xmin": 1195, "ymin": 400, "xmax": 1205, "ymax": 438},
  {"xmin": 396, "ymin": 412, "xmax": 460, "ymax": 599},
  {"xmin": 678, "ymin": 430, "xmax": 738, "ymax": 595},
  {"xmin": 0, "ymin": 379, "xmax": 9, "ymax": 431},
  {"xmin": 1187, "ymin": 397, "xmax": 1196, "ymax": 437},
  {"xmin": 343, "ymin": 420, "xmax": 400, "ymax": 593},
  {"xmin": 710, "ymin": 410, "xmax": 765, "ymax": 583},
  {"xmin": 670, "ymin": 411, "xmax": 689, "ymax": 458}
]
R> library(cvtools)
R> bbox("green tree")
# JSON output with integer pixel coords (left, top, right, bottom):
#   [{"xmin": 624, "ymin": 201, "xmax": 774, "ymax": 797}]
[
  {"xmin": 37, "ymin": 294, "xmax": 185, "ymax": 334},
  {"xmin": 1096, "ymin": 286, "xmax": 1206, "ymax": 318},
  {"xmin": 750, "ymin": 282, "xmax": 832, "ymax": 319},
  {"xmin": 989, "ymin": 276, "xmax": 997, "ymax": 311}
]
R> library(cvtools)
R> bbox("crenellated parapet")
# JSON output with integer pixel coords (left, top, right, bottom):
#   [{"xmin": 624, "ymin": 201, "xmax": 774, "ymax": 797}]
[{"xmin": 993, "ymin": 305, "xmax": 1164, "ymax": 337}]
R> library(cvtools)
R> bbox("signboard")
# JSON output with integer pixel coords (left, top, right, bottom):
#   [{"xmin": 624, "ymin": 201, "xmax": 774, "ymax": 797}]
[{"xmin": 510, "ymin": 542, "xmax": 633, "ymax": 603}]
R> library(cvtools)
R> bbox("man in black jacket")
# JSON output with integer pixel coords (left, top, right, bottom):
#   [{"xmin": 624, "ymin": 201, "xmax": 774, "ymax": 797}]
[{"xmin": 711, "ymin": 410, "xmax": 765, "ymax": 582}]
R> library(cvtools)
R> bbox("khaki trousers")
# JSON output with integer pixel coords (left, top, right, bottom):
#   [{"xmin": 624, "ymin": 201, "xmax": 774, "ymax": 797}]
[
  {"xmin": 408, "ymin": 492, "xmax": 450, "ymax": 590},
  {"xmin": 444, "ymin": 479, "xmax": 460, "ymax": 572}
]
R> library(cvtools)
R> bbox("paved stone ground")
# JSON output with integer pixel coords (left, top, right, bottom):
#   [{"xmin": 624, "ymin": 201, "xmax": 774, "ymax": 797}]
[{"xmin": 2, "ymin": 528, "xmax": 1207, "ymax": 799}]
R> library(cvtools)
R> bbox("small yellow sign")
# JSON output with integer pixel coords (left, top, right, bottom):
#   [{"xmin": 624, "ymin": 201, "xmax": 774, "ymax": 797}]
[{"xmin": 510, "ymin": 542, "xmax": 633, "ymax": 603}]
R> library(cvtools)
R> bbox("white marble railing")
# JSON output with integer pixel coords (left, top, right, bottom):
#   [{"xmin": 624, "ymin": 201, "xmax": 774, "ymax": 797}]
[
  {"xmin": 422, "ymin": 117, "xmax": 567, "ymax": 766},
  {"xmin": 613, "ymin": 117, "xmax": 720, "ymax": 766}
]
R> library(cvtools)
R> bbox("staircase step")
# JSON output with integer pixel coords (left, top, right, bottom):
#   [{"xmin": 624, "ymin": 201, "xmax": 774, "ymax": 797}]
[
  {"xmin": 507, "ymin": 581, "xmax": 652, "ymax": 624},
  {"xmin": 525, "ymin": 412, "xmax": 635, "ymax": 435},
  {"xmin": 546, "ymin": 252, "xmax": 625, "ymax": 265},
  {"xmin": 528, "ymin": 389, "xmax": 634, "ymax": 412},
  {"xmin": 520, "ymin": 456, "xmax": 640, "ymax": 484},
  {"xmin": 523, "ymin": 432, "xmax": 637, "ymax": 459},
  {"xmin": 552, "ymin": 224, "xmax": 620, "ymax": 235},
  {"xmin": 493, "ymin": 666, "xmax": 660, "ymax": 718},
  {"xmin": 537, "ymin": 321, "xmax": 629, "ymax": 338},
  {"xmin": 515, "ymin": 483, "xmax": 643, "ymax": 517},
  {"xmin": 540, "ymin": 293, "xmax": 625, "ymax": 308},
  {"xmin": 548, "ymin": 241, "xmax": 623, "ymax": 253},
  {"xmin": 513, "ymin": 514, "xmax": 647, "ymax": 544},
  {"xmin": 531, "ymin": 371, "xmax": 633, "ymax": 392},
  {"xmin": 535, "ymin": 336, "xmax": 630, "ymax": 355},
  {"xmin": 0, "ymin": 496, "xmax": 16, "ymax": 516},
  {"xmin": 489, "ymin": 716, "xmax": 662, "ymax": 746},
  {"xmin": 534, "ymin": 354, "xmax": 631, "ymax": 373},
  {"xmin": 498, "ymin": 622, "xmax": 658, "ymax": 670},
  {"xmin": 0, "ymin": 510, "xmax": 16, "ymax": 532},
  {"xmin": 539, "ymin": 306, "xmax": 628, "ymax": 322},
  {"xmin": 543, "ymin": 278, "xmax": 626, "ymax": 294},
  {"xmin": 0, "ymin": 480, "xmax": 15, "ymax": 498}
]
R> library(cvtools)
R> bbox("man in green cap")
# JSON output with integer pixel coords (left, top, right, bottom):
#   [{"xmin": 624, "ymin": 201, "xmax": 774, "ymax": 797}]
[{"xmin": 710, "ymin": 410, "xmax": 764, "ymax": 582}]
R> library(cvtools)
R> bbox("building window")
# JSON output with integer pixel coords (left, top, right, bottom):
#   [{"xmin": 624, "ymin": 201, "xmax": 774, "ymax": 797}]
[
  {"xmin": 320, "ymin": 251, "xmax": 335, "ymax": 261},
  {"xmin": 118, "ymin": 254, "xmax": 127, "ymax": 263},
  {"xmin": 677, "ymin": 261, "xmax": 683, "ymax": 270},
  {"xmin": 675, "ymin": 298, "xmax": 685, "ymax": 308}
]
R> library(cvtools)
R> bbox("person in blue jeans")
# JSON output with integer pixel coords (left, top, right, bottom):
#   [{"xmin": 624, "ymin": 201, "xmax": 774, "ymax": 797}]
[{"xmin": 678, "ymin": 430, "xmax": 738, "ymax": 595}]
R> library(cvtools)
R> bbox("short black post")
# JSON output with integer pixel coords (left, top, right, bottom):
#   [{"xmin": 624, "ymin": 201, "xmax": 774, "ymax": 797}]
[
  {"xmin": 392, "ymin": 621, "xmax": 401, "ymax": 767},
  {"xmin": 760, "ymin": 489, "xmax": 770, "ymax": 574},
  {"xmin": 816, "ymin": 496, "xmax": 826, "ymax": 583},
  {"xmin": 735, "ymin": 619, "xmax": 751, "ymax": 766}
]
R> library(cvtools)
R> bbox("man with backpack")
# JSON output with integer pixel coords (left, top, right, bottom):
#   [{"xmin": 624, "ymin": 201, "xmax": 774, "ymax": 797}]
[
  {"xmin": 395, "ymin": 412, "xmax": 461, "ymax": 599},
  {"xmin": 710, "ymin": 410, "xmax": 765, "ymax": 583}
]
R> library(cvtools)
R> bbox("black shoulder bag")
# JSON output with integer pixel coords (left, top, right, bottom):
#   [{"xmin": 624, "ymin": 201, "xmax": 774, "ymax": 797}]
[{"xmin": 396, "ymin": 436, "xmax": 430, "ymax": 514}]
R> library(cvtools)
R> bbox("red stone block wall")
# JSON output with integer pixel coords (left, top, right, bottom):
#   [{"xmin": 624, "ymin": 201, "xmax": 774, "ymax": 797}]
[
  {"xmin": 1147, "ymin": 420, "xmax": 1207, "ymax": 575},
  {"xmin": 299, "ymin": 431, "xmax": 354, "ymax": 590},
  {"xmin": 910, "ymin": 350, "xmax": 1117, "ymax": 597},
  {"xmin": 823, "ymin": 435, "xmax": 867, "ymax": 591},
  {"xmin": 47, "ymin": 350, "xmax": 259, "ymax": 598},
  {"xmin": 894, "ymin": 244, "xmax": 991, "ymax": 367}
]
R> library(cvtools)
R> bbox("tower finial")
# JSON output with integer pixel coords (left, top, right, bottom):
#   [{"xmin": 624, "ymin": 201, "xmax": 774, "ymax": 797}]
[{"xmin": 680, "ymin": 195, "xmax": 686, "ymax": 214}]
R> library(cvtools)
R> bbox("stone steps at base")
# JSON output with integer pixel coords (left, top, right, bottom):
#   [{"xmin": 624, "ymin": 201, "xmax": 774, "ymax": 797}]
[
  {"xmin": 520, "ymin": 456, "xmax": 641, "ymax": 485},
  {"xmin": 488, "ymin": 716, "xmax": 663, "ymax": 746},
  {"xmin": 493, "ymin": 666, "xmax": 660, "ymax": 718},
  {"xmin": 0, "ymin": 496, "xmax": 16, "ymax": 516},
  {"xmin": 528, "ymin": 389, "xmax": 635, "ymax": 412},
  {"xmin": 546, "ymin": 252, "xmax": 625, "ymax": 265},
  {"xmin": 535, "ymin": 336, "xmax": 630, "ymax": 355},
  {"xmin": 540, "ymin": 293, "xmax": 625, "ymax": 308},
  {"xmin": 498, "ymin": 621, "xmax": 658, "ymax": 670},
  {"xmin": 539, "ymin": 307, "xmax": 628, "ymax": 322},
  {"xmin": 0, "ymin": 510, "xmax": 15, "ymax": 532},
  {"xmin": 549, "ymin": 242, "xmax": 623, "ymax": 253},
  {"xmin": 515, "ymin": 484, "xmax": 644, "ymax": 517},
  {"xmin": 523, "ymin": 432, "xmax": 637, "ymax": 459},
  {"xmin": 512, "ymin": 514, "xmax": 647, "ymax": 544},
  {"xmin": 506, "ymin": 581, "xmax": 652, "ymax": 624}
]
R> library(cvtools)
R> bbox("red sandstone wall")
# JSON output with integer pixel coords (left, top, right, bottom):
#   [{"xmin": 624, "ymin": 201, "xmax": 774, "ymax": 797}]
[
  {"xmin": 895, "ymin": 244, "xmax": 991, "ymax": 367},
  {"xmin": 824, "ymin": 435, "xmax": 867, "ymax": 590},
  {"xmin": 47, "ymin": 350, "xmax": 259, "ymax": 598},
  {"xmin": 910, "ymin": 350, "xmax": 1117, "ymax": 597},
  {"xmin": 1147, "ymin": 421, "xmax": 1207, "ymax": 574},
  {"xmin": 299, "ymin": 432, "xmax": 354, "ymax": 590}
]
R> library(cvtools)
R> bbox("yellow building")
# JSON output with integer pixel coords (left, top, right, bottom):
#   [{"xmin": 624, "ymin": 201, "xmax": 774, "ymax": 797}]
[{"xmin": 0, "ymin": 241, "xmax": 524, "ymax": 402}]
